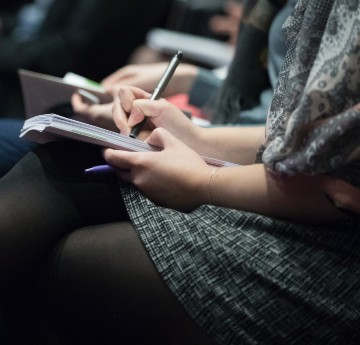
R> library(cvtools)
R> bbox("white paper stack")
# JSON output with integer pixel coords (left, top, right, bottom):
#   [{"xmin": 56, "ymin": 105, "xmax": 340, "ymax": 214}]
[{"xmin": 20, "ymin": 114, "xmax": 238, "ymax": 167}]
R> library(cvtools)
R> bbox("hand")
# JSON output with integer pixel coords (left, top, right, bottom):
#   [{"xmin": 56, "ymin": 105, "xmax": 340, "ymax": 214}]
[
  {"xmin": 101, "ymin": 63, "xmax": 198, "ymax": 97},
  {"xmin": 71, "ymin": 93, "xmax": 118, "ymax": 132},
  {"xmin": 103, "ymin": 127, "xmax": 212, "ymax": 212},
  {"xmin": 208, "ymin": 1, "xmax": 244, "ymax": 45},
  {"xmin": 113, "ymin": 86, "xmax": 200, "ymax": 145}
]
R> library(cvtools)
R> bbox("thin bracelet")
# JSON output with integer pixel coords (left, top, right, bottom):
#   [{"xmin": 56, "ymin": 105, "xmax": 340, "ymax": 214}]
[{"xmin": 208, "ymin": 167, "xmax": 220, "ymax": 205}]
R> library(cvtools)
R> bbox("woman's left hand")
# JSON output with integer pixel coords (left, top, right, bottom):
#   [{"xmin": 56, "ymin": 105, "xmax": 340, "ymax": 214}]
[{"xmin": 103, "ymin": 127, "xmax": 213, "ymax": 212}]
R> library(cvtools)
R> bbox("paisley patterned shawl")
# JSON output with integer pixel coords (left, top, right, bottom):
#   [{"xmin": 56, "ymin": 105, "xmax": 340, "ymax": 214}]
[{"xmin": 258, "ymin": 0, "xmax": 360, "ymax": 191}]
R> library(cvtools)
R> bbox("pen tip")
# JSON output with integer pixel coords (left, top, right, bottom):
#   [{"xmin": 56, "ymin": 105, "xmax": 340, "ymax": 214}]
[{"xmin": 176, "ymin": 51, "xmax": 183, "ymax": 60}]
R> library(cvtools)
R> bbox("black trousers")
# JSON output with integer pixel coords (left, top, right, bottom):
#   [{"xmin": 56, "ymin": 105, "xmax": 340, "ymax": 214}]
[{"xmin": 0, "ymin": 142, "xmax": 215, "ymax": 345}]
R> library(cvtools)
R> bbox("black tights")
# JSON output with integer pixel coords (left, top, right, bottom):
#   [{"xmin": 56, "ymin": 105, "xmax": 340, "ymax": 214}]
[{"xmin": 0, "ymin": 142, "xmax": 214, "ymax": 345}]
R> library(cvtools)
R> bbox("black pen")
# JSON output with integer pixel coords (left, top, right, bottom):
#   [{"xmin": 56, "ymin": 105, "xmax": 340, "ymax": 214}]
[{"xmin": 129, "ymin": 50, "xmax": 183, "ymax": 139}]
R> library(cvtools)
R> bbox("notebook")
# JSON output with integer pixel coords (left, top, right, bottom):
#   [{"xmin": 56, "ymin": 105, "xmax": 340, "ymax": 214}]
[
  {"xmin": 20, "ymin": 114, "xmax": 238, "ymax": 167},
  {"xmin": 18, "ymin": 69, "xmax": 112, "ymax": 118}
]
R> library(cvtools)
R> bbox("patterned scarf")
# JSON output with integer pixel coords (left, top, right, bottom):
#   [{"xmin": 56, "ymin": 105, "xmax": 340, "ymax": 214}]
[{"xmin": 259, "ymin": 0, "xmax": 360, "ymax": 189}]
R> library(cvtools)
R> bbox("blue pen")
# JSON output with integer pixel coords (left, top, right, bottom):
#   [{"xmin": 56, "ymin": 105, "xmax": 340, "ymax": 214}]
[{"xmin": 84, "ymin": 164, "xmax": 117, "ymax": 174}]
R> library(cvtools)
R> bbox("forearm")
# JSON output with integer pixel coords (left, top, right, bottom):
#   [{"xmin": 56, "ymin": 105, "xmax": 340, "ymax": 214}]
[
  {"xmin": 205, "ymin": 164, "xmax": 346, "ymax": 224},
  {"xmin": 187, "ymin": 125, "xmax": 265, "ymax": 165}
]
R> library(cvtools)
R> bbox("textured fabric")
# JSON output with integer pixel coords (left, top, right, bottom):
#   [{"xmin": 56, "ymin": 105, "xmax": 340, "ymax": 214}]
[
  {"xmin": 121, "ymin": 183, "xmax": 360, "ymax": 345},
  {"xmin": 259, "ymin": 0, "xmax": 360, "ymax": 189},
  {"xmin": 120, "ymin": 1, "xmax": 360, "ymax": 344}
]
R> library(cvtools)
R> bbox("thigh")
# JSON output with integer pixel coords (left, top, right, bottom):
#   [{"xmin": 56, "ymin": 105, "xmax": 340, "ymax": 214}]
[
  {"xmin": 0, "ymin": 119, "xmax": 38, "ymax": 178},
  {"xmin": 0, "ymin": 141, "xmax": 127, "ymax": 281},
  {"xmin": 42, "ymin": 222, "xmax": 216, "ymax": 345}
]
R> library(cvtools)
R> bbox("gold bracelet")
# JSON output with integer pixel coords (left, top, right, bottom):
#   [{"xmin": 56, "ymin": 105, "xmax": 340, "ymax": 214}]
[{"xmin": 208, "ymin": 167, "xmax": 220, "ymax": 205}]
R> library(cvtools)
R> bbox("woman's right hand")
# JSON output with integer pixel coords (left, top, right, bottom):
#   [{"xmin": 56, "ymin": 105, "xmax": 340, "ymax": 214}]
[
  {"xmin": 113, "ymin": 86, "xmax": 200, "ymax": 146},
  {"xmin": 101, "ymin": 62, "xmax": 198, "ymax": 97}
]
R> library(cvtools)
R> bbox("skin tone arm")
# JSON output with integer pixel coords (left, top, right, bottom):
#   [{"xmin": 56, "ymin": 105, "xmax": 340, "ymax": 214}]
[
  {"xmin": 116, "ymin": 87, "xmax": 264, "ymax": 165},
  {"xmin": 103, "ymin": 87, "xmax": 347, "ymax": 224},
  {"xmin": 101, "ymin": 63, "xmax": 199, "ymax": 97}
]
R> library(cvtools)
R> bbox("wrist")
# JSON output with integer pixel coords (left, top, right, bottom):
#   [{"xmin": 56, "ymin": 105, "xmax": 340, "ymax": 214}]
[
  {"xmin": 193, "ymin": 165, "xmax": 218, "ymax": 207},
  {"xmin": 207, "ymin": 167, "xmax": 221, "ymax": 205},
  {"xmin": 180, "ymin": 121, "xmax": 206, "ymax": 153}
]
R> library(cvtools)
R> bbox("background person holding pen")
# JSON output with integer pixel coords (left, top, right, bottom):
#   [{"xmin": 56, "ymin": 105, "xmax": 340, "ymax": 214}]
[{"xmin": 0, "ymin": 1, "xmax": 360, "ymax": 344}]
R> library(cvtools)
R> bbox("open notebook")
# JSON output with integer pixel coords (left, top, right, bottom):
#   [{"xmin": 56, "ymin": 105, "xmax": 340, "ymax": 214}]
[{"xmin": 20, "ymin": 114, "xmax": 238, "ymax": 168}]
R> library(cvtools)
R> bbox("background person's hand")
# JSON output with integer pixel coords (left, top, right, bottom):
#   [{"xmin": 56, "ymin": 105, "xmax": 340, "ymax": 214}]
[
  {"xmin": 71, "ymin": 93, "xmax": 118, "ymax": 132},
  {"xmin": 101, "ymin": 63, "xmax": 198, "ymax": 97}
]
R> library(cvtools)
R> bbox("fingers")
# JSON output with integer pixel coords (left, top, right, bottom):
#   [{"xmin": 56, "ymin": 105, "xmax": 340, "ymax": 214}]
[
  {"xmin": 112, "ymin": 85, "xmax": 185, "ymax": 140},
  {"xmin": 102, "ymin": 148, "xmax": 133, "ymax": 182},
  {"xmin": 102, "ymin": 129, "xmax": 175, "ymax": 185},
  {"xmin": 117, "ymin": 86, "xmax": 151, "ymax": 113},
  {"xmin": 71, "ymin": 93, "xmax": 90, "ymax": 113},
  {"xmin": 71, "ymin": 92, "xmax": 99, "ymax": 123},
  {"xmin": 71, "ymin": 92, "xmax": 104, "ymax": 115},
  {"xmin": 103, "ymin": 129, "xmax": 172, "ymax": 169},
  {"xmin": 113, "ymin": 86, "xmax": 153, "ymax": 135},
  {"xmin": 145, "ymin": 127, "xmax": 174, "ymax": 149},
  {"xmin": 129, "ymin": 98, "xmax": 176, "ymax": 126},
  {"xmin": 112, "ymin": 93, "xmax": 130, "ymax": 135},
  {"xmin": 127, "ymin": 98, "xmax": 165, "ymax": 128},
  {"xmin": 103, "ymin": 148, "xmax": 133, "ymax": 168}
]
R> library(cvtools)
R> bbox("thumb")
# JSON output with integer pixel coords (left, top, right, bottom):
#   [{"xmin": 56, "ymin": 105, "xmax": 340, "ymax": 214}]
[{"xmin": 145, "ymin": 127, "xmax": 175, "ymax": 149}]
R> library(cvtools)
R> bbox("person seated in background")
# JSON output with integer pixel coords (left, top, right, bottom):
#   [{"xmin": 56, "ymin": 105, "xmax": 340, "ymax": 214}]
[
  {"xmin": 127, "ymin": 0, "xmax": 244, "ymax": 65},
  {"xmin": 0, "ymin": 0, "xmax": 292, "ymax": 178},
  {"xmin": 91, "ymin": 0, "xmax": 292, "ymax": 126},
  {"xmin": 0, "ymin": 1, "xmax": 360, "ymax": 344},
  {"xmin": 0, "ymin": 0, "xmax": 173, "ymax": 118}
]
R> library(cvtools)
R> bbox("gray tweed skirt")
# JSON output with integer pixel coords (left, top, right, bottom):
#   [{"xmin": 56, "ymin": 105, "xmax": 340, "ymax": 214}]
[{"xmin": 120, "ymin": 182, "xmax": 360, "ymax": 345}]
